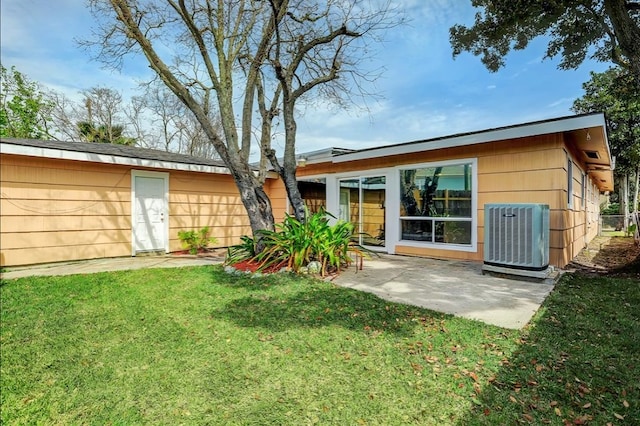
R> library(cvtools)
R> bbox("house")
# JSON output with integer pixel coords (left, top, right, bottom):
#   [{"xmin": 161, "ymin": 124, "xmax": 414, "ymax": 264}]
[
  {"xmin": 1, "ymin": 112, "xmax": 613, "ymax": 269},
  {"xmin": 0, "ymin": 138, "xmax": 286, "ymax": 267},
  {"xmin": 294, "ymin": 112, "xmax": 613, "ymax": 268}
]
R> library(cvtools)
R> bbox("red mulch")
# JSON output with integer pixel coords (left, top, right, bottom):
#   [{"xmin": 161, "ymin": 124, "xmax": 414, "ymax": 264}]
[{"xmin": 229, "ymin": 259, "xmax": 288, "ymax": 274}]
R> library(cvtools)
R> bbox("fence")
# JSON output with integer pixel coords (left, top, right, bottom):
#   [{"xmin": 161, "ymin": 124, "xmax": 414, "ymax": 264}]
[
  {"xmin": 600, "ymin": 213, "xmax": 640, "ymax": 242},
  {"xmin": 632, "ymin": 212, "xmax": 640, "ymax": 244}
]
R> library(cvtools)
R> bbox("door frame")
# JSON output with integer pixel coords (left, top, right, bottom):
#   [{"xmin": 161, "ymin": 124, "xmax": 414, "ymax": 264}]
[
  {"xmin": 131, "ymin": 170, "xmax": 170, "ymax": 255},
  {"xmin": 337, "ymin": 172, "xmax": 390, "ymax": 252}
]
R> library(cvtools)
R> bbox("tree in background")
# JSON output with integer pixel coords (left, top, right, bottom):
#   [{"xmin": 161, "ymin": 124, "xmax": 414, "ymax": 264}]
[
  {"xmin": 134, "ymin": 82, "xmax": 219, "ymax": 158},
  {"xmin": 78, "ymin": 87, "xmax": 135, "ymax": 145},
  {"xmin": 449, "ymin": 1, "xmax": 640, "ymax": 83},
  {"xmin": 0, "ymin": 65, "xmax": 54, "ymax": 139},
  {"xmin": 572, "ymin": 67, "xmax": 640, "ymax": 216},
  {"xmin": 82, "ymin": 0, "xmax": 399, "ymax": 243},
  {"xmin": 1, "ymin": 65, "xmax": 219, "ymax": 154}
]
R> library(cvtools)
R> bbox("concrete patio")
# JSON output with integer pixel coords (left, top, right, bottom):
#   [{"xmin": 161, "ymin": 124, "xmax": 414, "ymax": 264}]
[
  {"xmin": 1, "ymin": 253, "xmax": 558, "ymax": 329},
  {"xmin": 332, "ymin": 254, "xmax": 558, "ymax": 329}
]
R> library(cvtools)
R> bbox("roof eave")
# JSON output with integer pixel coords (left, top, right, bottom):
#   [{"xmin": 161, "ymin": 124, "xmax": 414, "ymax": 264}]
[{"xmin": 333, "ymin": 113, "xmax": 610, "ymax": 163}]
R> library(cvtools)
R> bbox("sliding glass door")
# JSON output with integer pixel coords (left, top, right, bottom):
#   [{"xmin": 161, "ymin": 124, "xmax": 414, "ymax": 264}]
[{"xmin": 339, "ymin": 176, "xmax": 386, "ymax": 249}]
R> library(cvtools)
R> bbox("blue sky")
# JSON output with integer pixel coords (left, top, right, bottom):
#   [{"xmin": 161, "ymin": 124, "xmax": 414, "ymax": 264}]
[{"xmin": 1, "ymin": 0, "xmax": 611, "ymax": 153}]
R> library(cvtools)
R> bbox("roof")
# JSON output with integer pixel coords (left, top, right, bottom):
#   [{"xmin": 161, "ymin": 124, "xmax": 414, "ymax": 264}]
[
  {"xmin": 332, "ymin": 112, "xmax": 610, "ymax": 162},
  {"xmin": 299, "ymin": 112, "xmax": 614, "ymax": 192},
  {"xmin": 0, "ymin": 137, "xmax": 233, "ymax": 175}
]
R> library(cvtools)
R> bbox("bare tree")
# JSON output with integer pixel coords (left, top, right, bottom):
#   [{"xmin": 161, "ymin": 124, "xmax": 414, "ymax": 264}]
[
  {"xmin": 82, "ymin": 0, "xmax": 400, "ymax": 242},
  {"xmin": 78, "ymin": 87, "xmax": 136, "ymax": 144},
  {"xmin": 48, "ymin": 90, "xmax": 79, "ymax": 141},
  {"xmin": 262, "ymin": 0, "xmax": 398, "ymax": 220},
  {"xmin": 135, "ymin": 82, "xmax": 219, "ymax": 158},
  {"xmin": 48, "ymin": 86, "xmax": 137, "ymax": 144}
]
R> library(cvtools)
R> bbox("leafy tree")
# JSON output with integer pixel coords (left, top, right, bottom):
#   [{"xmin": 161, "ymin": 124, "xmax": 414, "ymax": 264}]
[
  {"xmin": 0, "ymin": 65, "xmax": 54, "ymax": 139},
  {"xmin": 77, "ymin": 121, "xmax": 135, "ymax": 145},
  {"xmin": 572, "ymin": 67, "xmax": 640, "ymax": 215},
  {"xmin": 82, "ymin": 0, "xmax": 399, "ymax": 246},
  {"xmin": 449, "ymin": 1, "xmax": 640, "ymax": 83}
]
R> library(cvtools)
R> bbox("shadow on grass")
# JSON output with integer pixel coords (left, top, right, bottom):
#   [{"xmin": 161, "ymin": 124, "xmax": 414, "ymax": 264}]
[
  {"xmin": 213, "ymin": 281, "xmax": 449, "ymax": 337},
  {"xmin": 456, "ymin": 273, "xmax": 640, "ymax": 425}
]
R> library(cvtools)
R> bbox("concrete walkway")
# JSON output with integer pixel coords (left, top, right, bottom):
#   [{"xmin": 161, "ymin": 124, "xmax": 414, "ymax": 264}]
[
  {"xmin": 1, "ymin": 254, "xmax": 558, "ymax": 329},
  {"xmin": 0, "ymin": 255, "xmax": 220, "ymax": 280}
]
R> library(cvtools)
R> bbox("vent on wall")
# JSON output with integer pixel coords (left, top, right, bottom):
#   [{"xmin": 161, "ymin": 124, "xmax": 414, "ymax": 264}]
[{"xmin": 483, "ymin": 204, "xmax": 550, "ymax": 274}]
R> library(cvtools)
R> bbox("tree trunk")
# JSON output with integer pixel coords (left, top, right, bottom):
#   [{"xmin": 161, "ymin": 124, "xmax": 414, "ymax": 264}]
[
  {"xmin": 280, "ymin": 96, "xmax": 307, "ymax": 222},
  {"xmin": 621, "ymin": 173, "xmax": 630, "ymax": 229},
  {"xmin": 604, "ymin": 0, "xmax": 640, "ymax": 82},
  {"xmin": 230, "ymin": 168, "xmax": 275, "ymax": 250},
  {"xmin": 634, "ymin": 166, "xmax": 639, "ymax": 213}
]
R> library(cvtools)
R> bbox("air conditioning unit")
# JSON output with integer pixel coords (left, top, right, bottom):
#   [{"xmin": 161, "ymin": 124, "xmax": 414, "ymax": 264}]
[{"xmin": 483, "ymin": 203, "xmax": 550, "ymax": 278}]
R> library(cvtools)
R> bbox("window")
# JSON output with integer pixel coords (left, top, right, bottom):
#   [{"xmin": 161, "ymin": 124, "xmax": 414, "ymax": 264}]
[
  {"xmin": 298, "ymin": 177, "xmax": 327, "ymax": 214},
  {"xmin": 567, "ymin": 157, "xmax": 573, "ymax": 208},
  {"xmin": 581, "ymin": 172, "xmax": 586, "ymax": 209},
  {"xmin": 399, "ymin": 162, "xmax": 473, "ymax": 245}
]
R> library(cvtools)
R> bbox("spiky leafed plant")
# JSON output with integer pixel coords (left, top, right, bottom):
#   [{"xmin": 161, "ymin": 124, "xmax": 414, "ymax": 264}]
[{"xmin": 225, "ymin": 209, "xmax": 370, "ymax": 276}]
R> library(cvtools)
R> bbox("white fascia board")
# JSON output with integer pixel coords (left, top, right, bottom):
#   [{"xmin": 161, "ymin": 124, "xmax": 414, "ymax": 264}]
[
  {"xmin": 333, "ymin": 113, "xmax": 607, "ymax": 164},
  {"xmin": 1, "ymin": 143, "xmax": 232, "ymax": 175}
]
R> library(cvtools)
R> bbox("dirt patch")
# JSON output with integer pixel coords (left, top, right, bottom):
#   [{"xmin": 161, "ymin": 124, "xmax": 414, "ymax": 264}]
[{"xmin": 569, "ymin": 236, "xmax": 640, "ymax": 278}]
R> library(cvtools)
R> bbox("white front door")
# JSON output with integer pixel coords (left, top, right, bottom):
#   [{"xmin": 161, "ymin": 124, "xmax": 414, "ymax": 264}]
[{"xmin": 132, "ymin": 171, "xmax": 168, "ymax": 253}]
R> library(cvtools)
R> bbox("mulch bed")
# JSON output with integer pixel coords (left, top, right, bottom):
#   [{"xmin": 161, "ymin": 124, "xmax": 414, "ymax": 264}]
[{"xmin": 227, "ymin": 259, "xmax": 288, "ymax": 274}]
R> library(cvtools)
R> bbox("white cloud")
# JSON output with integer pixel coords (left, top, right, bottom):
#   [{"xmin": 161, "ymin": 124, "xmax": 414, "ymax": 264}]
[
  {"xmin": 547, "ymin": 97, "xmax": 574, "ymax": 108},
  {"xmin": 1, "ymin": 0, "xmax": 608, "ymax": 154}
]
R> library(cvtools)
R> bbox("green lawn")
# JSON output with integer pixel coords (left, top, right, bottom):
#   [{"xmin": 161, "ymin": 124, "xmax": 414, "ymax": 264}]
[{"xmin": 1, "ymin": 266, "xmax": 638, "ymax": 425}]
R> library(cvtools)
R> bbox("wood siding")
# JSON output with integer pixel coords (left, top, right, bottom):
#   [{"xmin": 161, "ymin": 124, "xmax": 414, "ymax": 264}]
[
  {"xmin": 298, "ymin": 133, "xmax": 604, "ymax": 268},
  {"xmin": 167, "ymin": 170, "xmax": 250, "ymax": 250},
  {"xmin": 1, "ymin": 154, "xmax": 132, "ymax": 266},
  {"xmin": 0, "ymin": 153, "xmax": 281, "ymax": 267}
]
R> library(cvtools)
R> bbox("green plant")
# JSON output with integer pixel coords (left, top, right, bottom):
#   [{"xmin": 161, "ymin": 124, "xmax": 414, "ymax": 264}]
[
  {"xmin": 225, "ymin": 209, "xmax": 371, "ymax": 275},
  {"xmin": 601, "ymin": 203, "xmax": 621, "ymax": 215},
  {"xmin": 225, "ymin": 235, "xmax": 257, "ymax": 265},
  {"xmin": 177, "ymin": 226, "xmax": 217, "ymax": 255}
]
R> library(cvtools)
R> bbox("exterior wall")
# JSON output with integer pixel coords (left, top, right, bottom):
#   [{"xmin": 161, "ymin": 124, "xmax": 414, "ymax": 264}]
[
  {"xmin": 563, "ymin": 145, "xmax": 602, "ymax": 266},
  {"xmin": 167, "ymin": 170, "xmax": 250, "ymax": 251},
  {"xmin": 265, "ymin": 177, "xmax": 287, "ymax": 223},
  {"xmin": 1, "ymin": 154, "xmax": 132, "ymax": 266},
  {"xmin": 298, "ymin": 133, "xmax": 604, "ymax": 268},
  {"xmin": 0, "ymin": 153, "xmax": 280, "ymax": 267}
]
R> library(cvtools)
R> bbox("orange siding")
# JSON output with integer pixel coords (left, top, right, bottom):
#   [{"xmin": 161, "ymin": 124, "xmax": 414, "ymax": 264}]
[
  {"xmin": 265, "ymin": 177, "xmax": 287, "ymax": 223},
  {"xmin": 1, "ymin": 154, "xmax": 132, "ymax": 266},
  {"xmin": 0, "ymin": 153, "xmax": 277, "ymax": 267},
  {"xmin": 168, "ymin": 171, "xmax": 251, "ymax": 250},
  {"xmin": 299, "ymin": 133, "xmax": 604, "ymax": 268}
]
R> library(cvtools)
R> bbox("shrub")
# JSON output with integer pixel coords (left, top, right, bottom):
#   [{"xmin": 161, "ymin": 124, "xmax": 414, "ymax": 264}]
[
  {"xmin": 225, "ymin": 235, "xmax": 257, "ymax": 265},
  {"xmin": 177, "ymin": 226, "xmax": 217, "ymax": 255},
  {"xmin": 225, "ymin": 209, "xmax": 370, "ymax": 275},
  {"xmin": 601, "ymin": 203, "xmax": 620, "ymax": 215}
]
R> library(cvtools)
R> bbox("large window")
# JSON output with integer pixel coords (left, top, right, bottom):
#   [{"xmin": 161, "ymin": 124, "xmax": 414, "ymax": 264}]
[{"xmin": 399, "ymin": 162, "xmax": 473, "ymax": 245}]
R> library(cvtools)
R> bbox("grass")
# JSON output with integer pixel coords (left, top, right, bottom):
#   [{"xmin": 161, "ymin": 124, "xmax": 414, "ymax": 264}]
[
  {"xmin": 463, "ymin": 272, "xmax": 640, "ymax": 425},
  {"xmin": 1, "ymin": 266, "xmax": 638, "ymax": 425}
]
